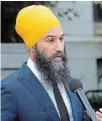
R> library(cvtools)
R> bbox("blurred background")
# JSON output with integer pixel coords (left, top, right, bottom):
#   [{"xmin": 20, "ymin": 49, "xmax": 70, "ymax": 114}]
[{"xmin": 1, "ymin": 1, "xmax": 102, "ymax": 111}]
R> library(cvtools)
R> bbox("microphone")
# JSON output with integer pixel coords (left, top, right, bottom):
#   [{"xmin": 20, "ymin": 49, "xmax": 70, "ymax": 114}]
[{"xmin": 69, "ymin": 78, "xmax": 98, "ymax": 121}]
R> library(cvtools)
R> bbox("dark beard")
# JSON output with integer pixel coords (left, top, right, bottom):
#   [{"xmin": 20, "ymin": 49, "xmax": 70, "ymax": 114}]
[{"xmin": 34, "ymin": 45, "xmax": 70, "ymax": 88}]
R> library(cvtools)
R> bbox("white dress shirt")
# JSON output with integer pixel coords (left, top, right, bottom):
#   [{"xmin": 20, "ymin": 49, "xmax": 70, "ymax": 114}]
[{"xmin": 27, "ymin": 58, "xmax": 74, "ymax": 121}]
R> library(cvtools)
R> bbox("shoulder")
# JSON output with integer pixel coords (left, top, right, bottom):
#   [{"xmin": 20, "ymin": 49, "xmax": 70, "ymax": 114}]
[
  {"xmin": 1, "ymin": 72, "xmax": 19, "ymax": 121},
  {"xmin": 1, "ymin": 71, "xmax": 19, "ymax": 89},
  {"xmin": 1, "ymin": 70, "xmax": 22, "ymax": 97}
]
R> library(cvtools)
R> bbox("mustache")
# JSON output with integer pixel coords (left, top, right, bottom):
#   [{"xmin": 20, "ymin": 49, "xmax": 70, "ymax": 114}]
[{"xmin": 49, "ymin": 51, "xmax": 66, "ymax": 61}]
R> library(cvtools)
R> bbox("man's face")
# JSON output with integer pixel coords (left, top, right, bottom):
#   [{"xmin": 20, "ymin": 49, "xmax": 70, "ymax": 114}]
[
  {"xmin": 35, "ymin": 26, "xmax": 64, "ymax": 63},
  {"xmin": 30, "ymin": 26, "xmax": 69, "ymax": 86}
]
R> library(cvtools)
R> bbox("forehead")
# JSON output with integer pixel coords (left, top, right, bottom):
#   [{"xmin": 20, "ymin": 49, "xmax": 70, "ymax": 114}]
[{"xmin": 41, "ymin": 26, "xmax": 63, "ymax": 38}]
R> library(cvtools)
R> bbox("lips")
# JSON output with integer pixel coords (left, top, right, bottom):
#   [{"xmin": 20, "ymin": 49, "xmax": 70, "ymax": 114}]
[{"xmin": 52, "ymin": 57, "xmax": 62, "ymax": 62}]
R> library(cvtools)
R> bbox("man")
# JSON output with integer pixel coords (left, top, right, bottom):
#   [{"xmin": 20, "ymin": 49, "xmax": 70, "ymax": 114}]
[{"xmin": 1, "ymin": 5, "xmax": 102, "ymax": 121}]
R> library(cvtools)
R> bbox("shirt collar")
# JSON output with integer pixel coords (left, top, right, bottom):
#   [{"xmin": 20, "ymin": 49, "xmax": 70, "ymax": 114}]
[{"xmin": 27, "ymin": 58, "xmax": 42, "ymax": 81}]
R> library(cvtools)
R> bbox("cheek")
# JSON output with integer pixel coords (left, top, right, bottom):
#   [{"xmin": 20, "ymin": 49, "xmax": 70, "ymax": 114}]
[
  {"xmin": 43, "ymin": 48, "xmax": 53, "ymax": 58},
  {"xmin": 37, "ymin": 41, "xmax": 55, "ymax": 58}
]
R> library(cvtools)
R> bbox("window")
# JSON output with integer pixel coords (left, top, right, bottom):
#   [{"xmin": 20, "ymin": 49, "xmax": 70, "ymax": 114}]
[
  {"xmin": 97, "ymin": 58, "xmax": 102, "ymax": 89},
  {"xmin": 93, "ymin": 2, "xmax": 102, "ymax": 36}
]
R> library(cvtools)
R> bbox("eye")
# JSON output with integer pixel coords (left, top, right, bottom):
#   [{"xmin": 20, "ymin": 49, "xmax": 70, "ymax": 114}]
[
  {"xmin": 60, "ymin": 37, "xmax": 64, "ymax": 42},
  {"xmin": 47, "ymin": 38, "xmax": 54, "ymax": 43}
]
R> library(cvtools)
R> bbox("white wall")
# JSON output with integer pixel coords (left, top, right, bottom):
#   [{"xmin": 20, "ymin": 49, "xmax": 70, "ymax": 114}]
[
  {"xmin": 65, "ymin": 37, "xmax": 102, "ymax": 91},
  {"xmin": 49, "ymin": 1, "xmax": 93, "ymax": 36}
]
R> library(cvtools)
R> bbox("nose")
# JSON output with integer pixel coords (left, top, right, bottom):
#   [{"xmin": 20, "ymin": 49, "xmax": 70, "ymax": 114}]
[{"xmin": 55, "ymin": 40, "xmax": 64, "ymax": 52}]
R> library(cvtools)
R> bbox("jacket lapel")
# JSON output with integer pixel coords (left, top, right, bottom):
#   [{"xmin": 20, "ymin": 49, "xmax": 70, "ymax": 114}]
[
  {"xmin": 68, "ymin": 89, "xmax": 77, "ymax": 121},
  {"xmin": 18, "ymin": 63, "xmax": 60, "ymax": 121}
]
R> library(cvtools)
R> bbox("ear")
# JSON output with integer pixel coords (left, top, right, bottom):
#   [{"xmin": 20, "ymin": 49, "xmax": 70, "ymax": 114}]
[{"xmin": 29, "ymin": 46, "xmax": 37, "ymax": 60}]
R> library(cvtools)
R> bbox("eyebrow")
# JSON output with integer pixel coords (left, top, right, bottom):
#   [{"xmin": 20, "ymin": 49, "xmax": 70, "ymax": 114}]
[{"xmin": 45, "ymin": 33, "xmax": 65, "ymax": 38}]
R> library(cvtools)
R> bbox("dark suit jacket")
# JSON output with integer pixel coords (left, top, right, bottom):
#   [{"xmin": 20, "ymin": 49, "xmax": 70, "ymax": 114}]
[{"xmin": 1, "ymin": 62, "xmax": 86, "ymax": 121}]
